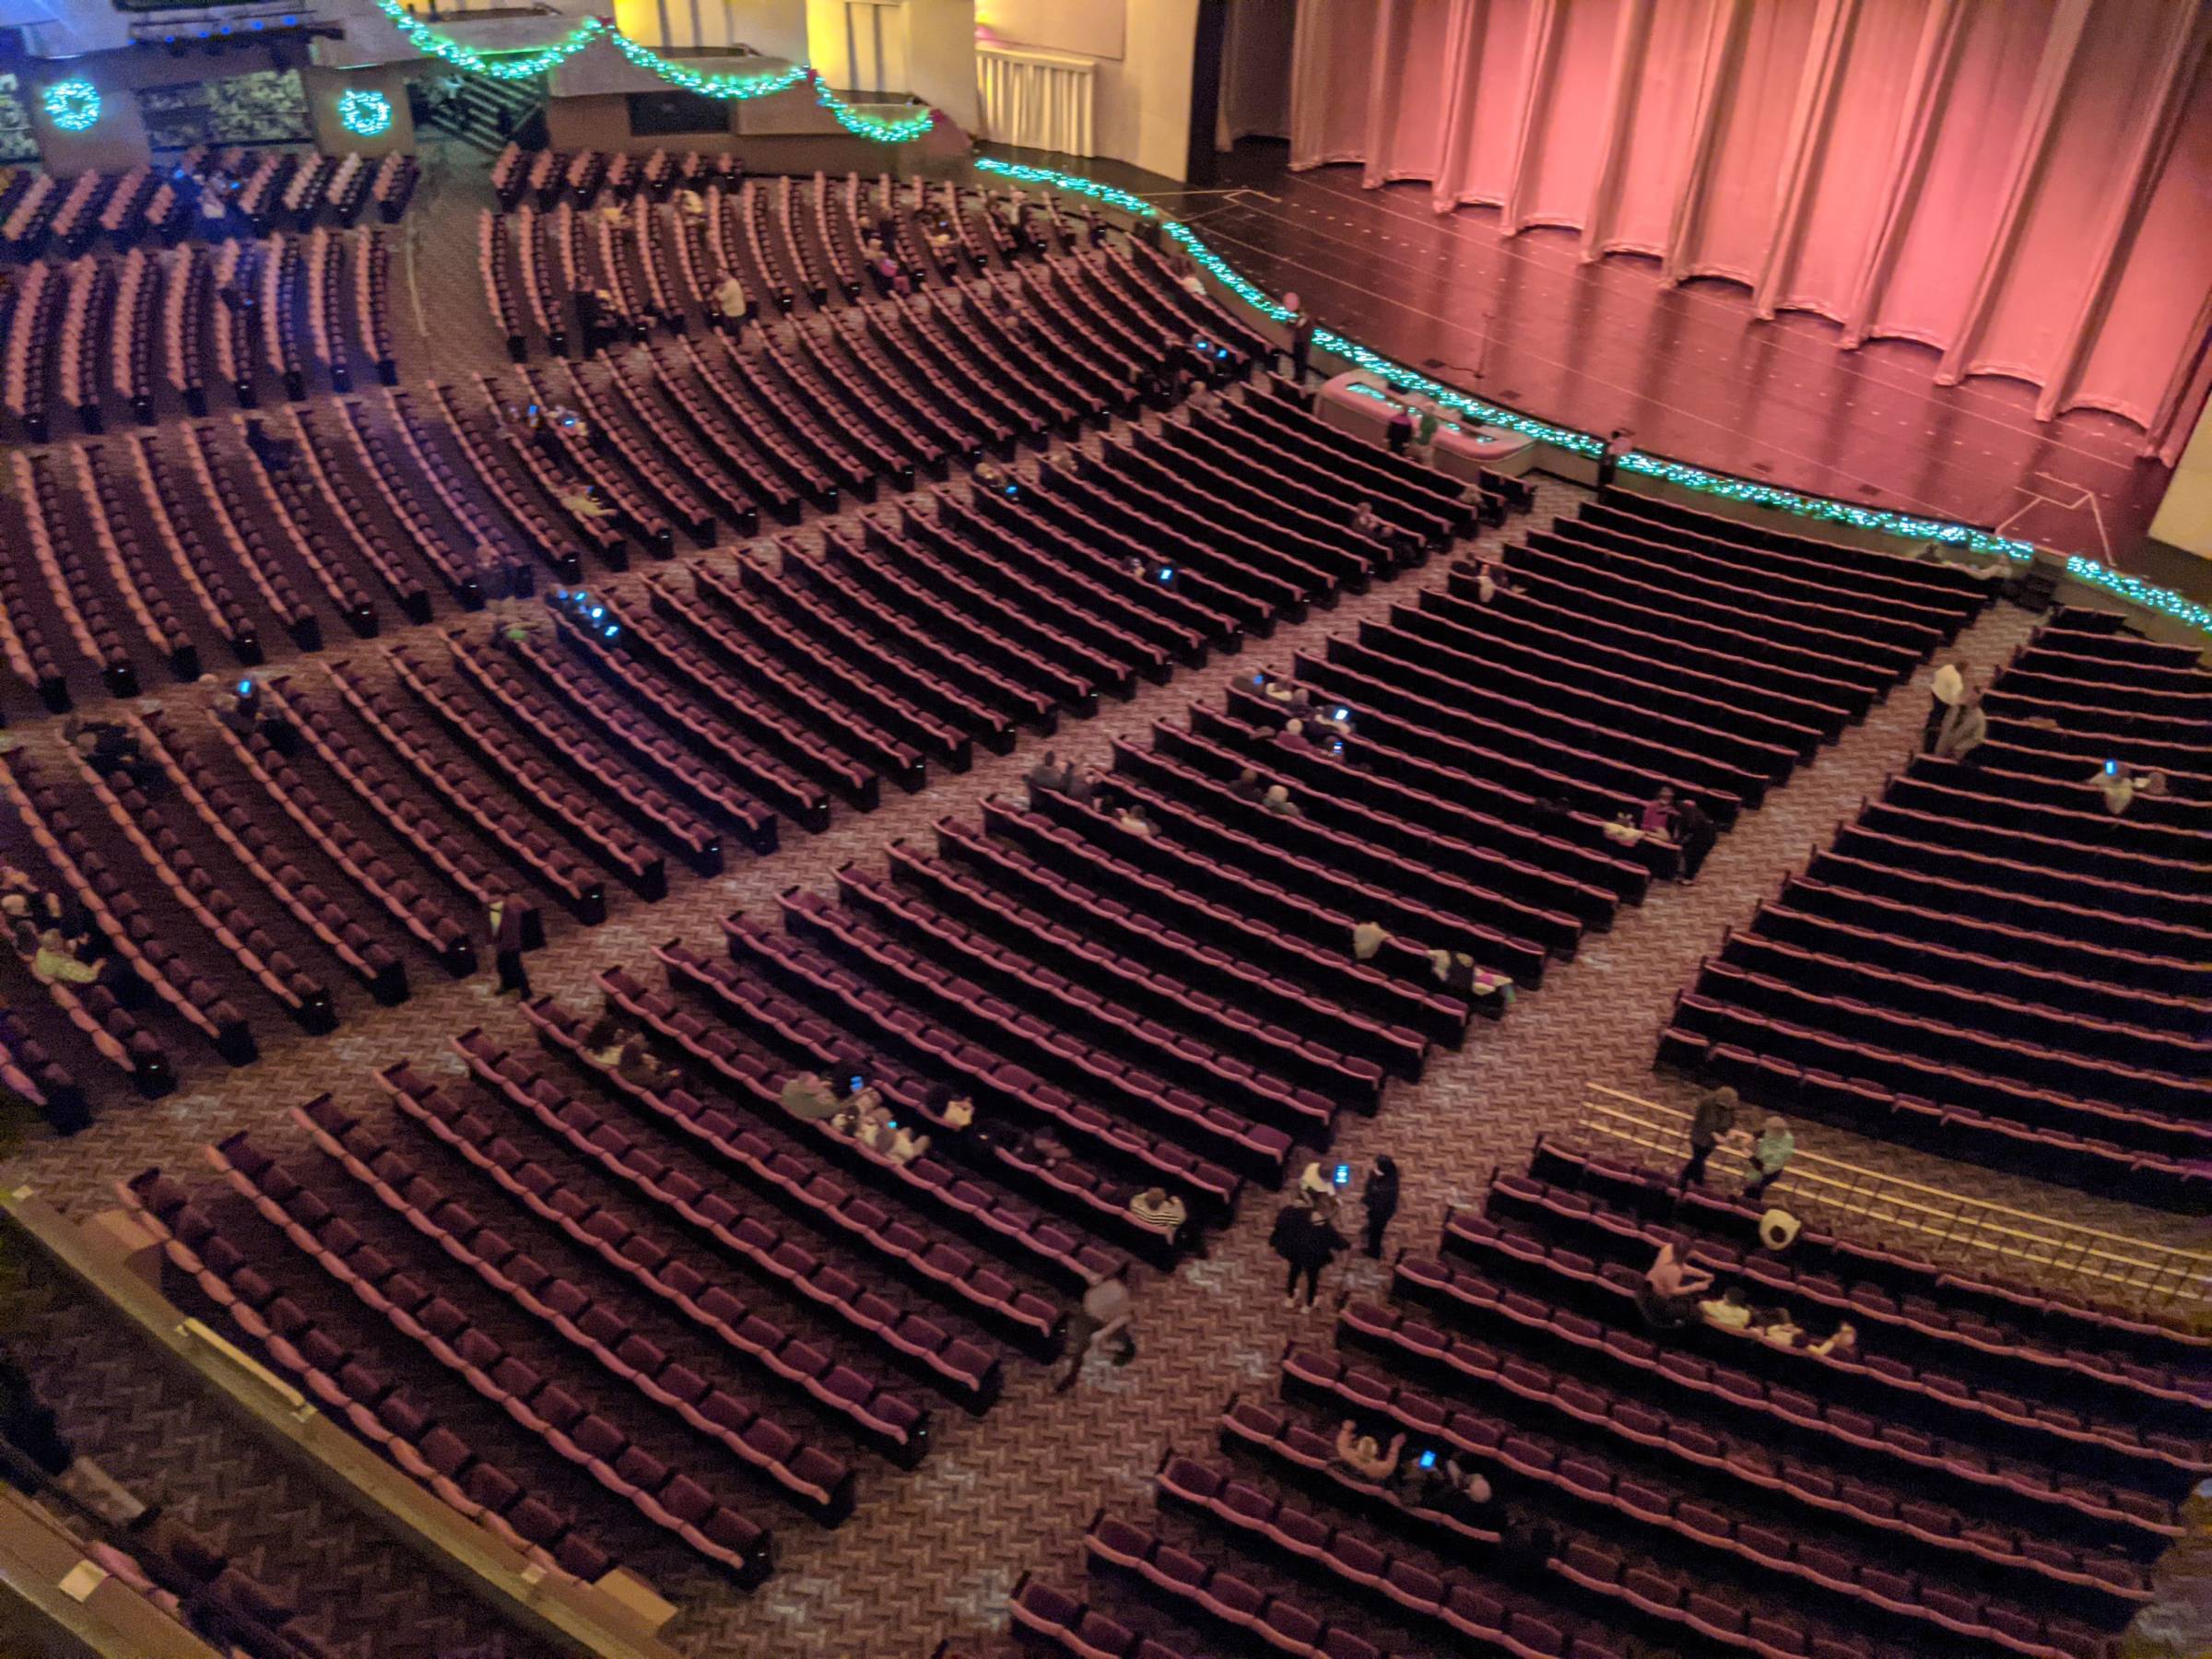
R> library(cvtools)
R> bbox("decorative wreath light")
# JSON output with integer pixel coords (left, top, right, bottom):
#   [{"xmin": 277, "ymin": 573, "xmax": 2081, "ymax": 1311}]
[
  {"xmin": 41, "ymin": 79, "xmax": 100, "ymax": 133},
  {"xmin": 336, "ymin": 88, "xmax": 394, "ymax": 137},
  {"xmin": 371, "ymin": 0, "xmax": 934, "ymax": 143}
]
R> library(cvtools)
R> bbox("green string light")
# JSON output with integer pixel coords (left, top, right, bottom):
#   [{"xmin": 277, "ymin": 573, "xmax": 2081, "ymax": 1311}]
[
  {"xmin": 41, "ymin": 78, "xmax": 100, "ymax": 133},
  {"xmin": 966, "ymin": 159, "xmax": 2136, "ymax": 599},
  {"xmin": 336, "ymin": 88, "xmax": 394, "ymax": 137},
  {"xmin": 2065, "ymin": 557, "xmax": 2212, "ymax": 635},
  {"xmin": 371, "ymin": 0, "xmax": 932, "ymax": 142},
  {"xmin": 975, "ymin": 158, "xmax": 1159, "ymax": 218}
]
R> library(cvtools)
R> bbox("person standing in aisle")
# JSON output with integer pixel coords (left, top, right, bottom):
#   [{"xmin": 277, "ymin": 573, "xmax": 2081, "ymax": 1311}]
[
  {"xmin": 1360, "ymin": 1156, "xmax": 1400, "ymax": 1258},
  {"xmin": 488, "ymin": 895, "xmax": 530, "ymax": 999},
  {"xmin": 1272, "ymin": 1190, "xmax": 1350, "ymax": 1310},
  {"xmin": 1053, "ymin": 1269, "xmax": 1136, "ymax": 1392},
  {"xmin": 1924, "ymin": 658, "xmax": 1968, "ymax": 747},
  {"xmin": 1679, "ymin": 1086, "xmax": 1737, "ymax": 1188},
  {"xmin": 1596, "ymin": 428, "xmax": 1634, "ymax": 491}
]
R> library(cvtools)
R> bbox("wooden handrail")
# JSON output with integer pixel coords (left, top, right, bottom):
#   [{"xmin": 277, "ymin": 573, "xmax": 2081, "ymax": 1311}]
[
  {"xmin": 1572, "ymin": 1085, "xmax": 2212, "ymax": 1310},
  {"xmin": 0, "ymin": 1485, "xmax": 228, "ymax": 1659},
  {"xmin": 0, "ymin": 1180, "xmax": 687, "ymax": 1659}
]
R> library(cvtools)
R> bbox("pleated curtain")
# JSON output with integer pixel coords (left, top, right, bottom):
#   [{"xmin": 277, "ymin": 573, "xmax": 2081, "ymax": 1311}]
[
  {"xmin": 1286, "ymin": 0, "xmax": 2212, "ymax": 454},
  {"xmin": 976, "ymin": 44, "xmax": 1097, "ymax": 156}
]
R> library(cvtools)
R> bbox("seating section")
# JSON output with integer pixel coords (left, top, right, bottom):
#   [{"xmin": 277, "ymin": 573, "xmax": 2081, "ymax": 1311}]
[
  {"xmin": 1002, "ymin": 1127, "xmax": 2179, "ymax": 1659},
  {"xmin": 1657, "ymin": 605, "xmax": 2212, "ymax": 1208}
]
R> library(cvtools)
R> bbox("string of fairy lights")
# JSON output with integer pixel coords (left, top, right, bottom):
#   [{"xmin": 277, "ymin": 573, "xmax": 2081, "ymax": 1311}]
[
  {"xmin": 39, "ymin": 13, "xmax": 2190, "ymax": 633},
  {"xmin": 368, "ymin": 0, "xmax": 935, "ymax": 143},
  {"xmin": 976, "ymin": 157, "xmax": 2207, "ymax": 639}
]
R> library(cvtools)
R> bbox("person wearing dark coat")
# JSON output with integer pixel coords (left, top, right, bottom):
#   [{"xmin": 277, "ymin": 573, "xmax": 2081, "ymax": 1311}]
[
  {"xmin": 1674, "ymin": 797, "xmax": 1719, "ymax": 882},
  {"xmin": 1680, "ymin": 1085, "xmax": 1737, "ymax": 1188},
  {"xmin": 488, "ymin": 895, "xmax": 530, "ymax": 998},
  {"xmin": 1271, "ymin": 1196, "xmax": 1350, "ymax": 1309},
  {"xmin": 1360, "ymin": 1155, "xmax": 1400, "ymax": 1258}
]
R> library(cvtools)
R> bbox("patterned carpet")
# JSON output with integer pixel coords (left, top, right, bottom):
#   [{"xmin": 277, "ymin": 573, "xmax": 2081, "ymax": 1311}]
[{"xmin": 1, "ymin": 144, "xmax": 2195, "ymax": 1659}]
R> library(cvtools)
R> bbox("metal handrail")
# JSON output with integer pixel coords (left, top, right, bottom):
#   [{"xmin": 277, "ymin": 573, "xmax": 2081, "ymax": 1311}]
[{"xmin": 1572, "ymin": 1083, "xmax": 2212, "ymax": 1312}]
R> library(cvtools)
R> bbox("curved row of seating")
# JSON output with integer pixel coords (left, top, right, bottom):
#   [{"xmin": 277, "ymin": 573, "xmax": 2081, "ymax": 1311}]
[
  {"xmin": 117, "ymin": 1167, "xmax": 624, "ymax": 1586},
  {"xmin": 1661, "ymin": 611, "xmax": 2212, "ymax": 1209}
]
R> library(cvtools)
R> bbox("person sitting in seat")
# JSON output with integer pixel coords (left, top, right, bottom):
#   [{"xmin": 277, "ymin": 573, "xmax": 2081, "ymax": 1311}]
[
  {"xmin": 1262, "ymin": 783, "xmax": 1300, "ymax": 818},
  {"xmin": 1810, "ymin": 1320, "xmax": 1859, "ymax": 1359},
  {"xmin": 1700, "ymin": 1286, "xmax": 1754, "ymax": 1331},
  {"xmin": 779, "ymin": 1071, "xmax": 841, "ymax": 1122},
  {"xmin": 616, "ymin": 1039, "xmax": 674, "ymax": 1093},
  {"xmin": 712, "ymin": 272, "xmax": 749, "ymax": 328},
  {"xmin": 1428, "ymin": 949, "xmax": 1480, "ymax": 994},
  {"xmin": 1129, "ymin": 1186, "xmax": 1187, "ymax": 1241},
  {"xmin": 1754, "ymin": 1306, "xmax": 1805, "ymax": 1348},
  {"xmin": 1227, "ymin": 768, "xmax": 1265, "ymax": 803},
  {"xmin": 1640, "ymin": 786, "xmax": 1678, "ymax": 839},
  {"xmin": 1415, "ymin": 1454, "xmax": 1500, "ymax": 1529},
  {"xmin": 31, "ymin": 929, "xmax": 99, "ymax": 987},
  {"xmin": 884, "ymin": 1121, "xmax": 930, "ymax": 1164},
  {"xmin": 1335, "ymin": 1419, "xmax": 1407, "ymax": 1485},
  {"xmin": 560, "ymin": 485, "xmax": 610, "ymax": 522},
  {"xmin": 1025, "ymin": 748, "xmax": 1069, "ymax": 803},
  {"xmin": 1114, "ymin": 803, "xmax": 1154, "ymax": 838},
  {"xmin": 582, "ymin": 1015, "xmax": 629, "ymax": 1065}
]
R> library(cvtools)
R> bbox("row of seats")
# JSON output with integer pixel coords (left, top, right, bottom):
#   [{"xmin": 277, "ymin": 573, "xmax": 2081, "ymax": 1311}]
[{"xmin": 1660, "ymin": 610, "xmax": 2210, "ymax": 1208}]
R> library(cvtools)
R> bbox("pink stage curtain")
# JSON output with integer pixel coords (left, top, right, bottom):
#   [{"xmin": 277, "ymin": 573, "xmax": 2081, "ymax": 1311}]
[{"xmin": 1286, "ymin": 0, "xmax": 2212, "ymax": 450}]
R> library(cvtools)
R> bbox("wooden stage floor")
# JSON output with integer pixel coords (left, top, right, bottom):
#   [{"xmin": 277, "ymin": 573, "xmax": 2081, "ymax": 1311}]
[{"xmin": 1006, "ymin": 140, "xmax": 2190, "ymax": 590}]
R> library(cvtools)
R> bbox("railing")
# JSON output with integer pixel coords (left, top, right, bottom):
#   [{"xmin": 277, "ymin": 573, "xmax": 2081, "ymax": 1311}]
[{"xmin": 1571, "ymin": 1083, "xmax": 2212, "ymax": 1315}]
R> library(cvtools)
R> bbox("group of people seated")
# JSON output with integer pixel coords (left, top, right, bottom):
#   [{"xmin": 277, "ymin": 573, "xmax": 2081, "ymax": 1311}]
[
  {"xmin": 780, "ymin": 1066, "xmax": 931, "ymax": 1164},
  {"xmin": 1333, "ymin": 1417, "xmax": 1535, "ymax": 1543},
  {"xmin": 3, "ymin": 861, "xmax": 115, "ymax": 994},
  {"xmin": 1637, "ymin": 1242, "xmax": 1857, "ymax": 1356},
  {"xmin": 581, "ymin": 1009, "xmax": 681, "ymax": 1094}
]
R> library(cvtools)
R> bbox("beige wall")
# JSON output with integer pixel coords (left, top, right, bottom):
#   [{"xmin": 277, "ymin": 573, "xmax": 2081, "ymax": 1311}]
[
  {"xmin": 1089, "ymin": 0, "xmax": 1196, "ymax": 181},
  {"xmin": 801, "ymin": 1, "xmax": 976, "ymax": 131},
  {"xmin": 974, "ymin": 0, "xmax": 1125, "ymax": 59},
  {"xmin": 608, "ymin": 0, "xmax": 807, "ymax": 53},
  {"xmin": 2149, "ymin": 392, "xmax": 2212, "ymax": 560}
]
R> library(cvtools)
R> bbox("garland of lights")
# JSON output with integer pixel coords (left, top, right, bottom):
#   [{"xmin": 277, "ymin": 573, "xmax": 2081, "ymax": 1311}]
[
  {"xmin": 41, "ymin": 79, "xmax": 100, "ymax": 133},
  {"xmin": 964, "ymin": 159, "xmax": 2212, "ymax": 635},
  {"xmin": 336, "ymin": 88, "xmax": 394, "ymax": 137},
  {"xmin": 370, "ymin": 0, "xmax": 933, "ymax": 143},
  {"xmin": 2065, "ymin": 557, "xmax": 2212, "ymax": 633}
]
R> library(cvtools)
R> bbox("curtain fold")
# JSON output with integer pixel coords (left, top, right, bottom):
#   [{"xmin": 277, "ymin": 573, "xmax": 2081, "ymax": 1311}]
[
  {"xmin": 1285, "ymin": 0, "xmax": 2212, "ymax": 448},
  {"xmin": 975, "ymin": 44, "xmax": 1095, "ymax": 156},
  {"xmin": 1218, "ymin": 0, "xmax": 1297, "ymax": 148}
]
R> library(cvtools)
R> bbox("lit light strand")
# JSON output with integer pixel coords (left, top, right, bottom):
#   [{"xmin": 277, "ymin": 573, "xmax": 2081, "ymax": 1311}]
[
  {"xmin": 371, "ymin": 0, "xmax": 933, "ymax": 142},
  {"xmin": 1165, "ymin": 220, "xmax": 1294, "ymax": 322},
  {"xmin": 974, "ymin": 158, "xmax": 1159, "ymax": 218},
  {"xmin": 2065, "ymin": 557, "xmax": 2212, "ymax": 634},
  {"xmin": 1314, "ymin": 330, "xmax": 1602, "ymax": 454},
  {"xmin": 41, "ymin": 79, "xmax": 100, "ymax": 133},
  {"xmin": 957, "ymin": 159, "xmax": 2186, "ymax": 613},
  {"xmin": 336, "ymin": 87, "xmax": 394, "ymax": 137},
  {"xmin": 1618, "ymin": 453, "xmax": 2033, "ymax": 562}
]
